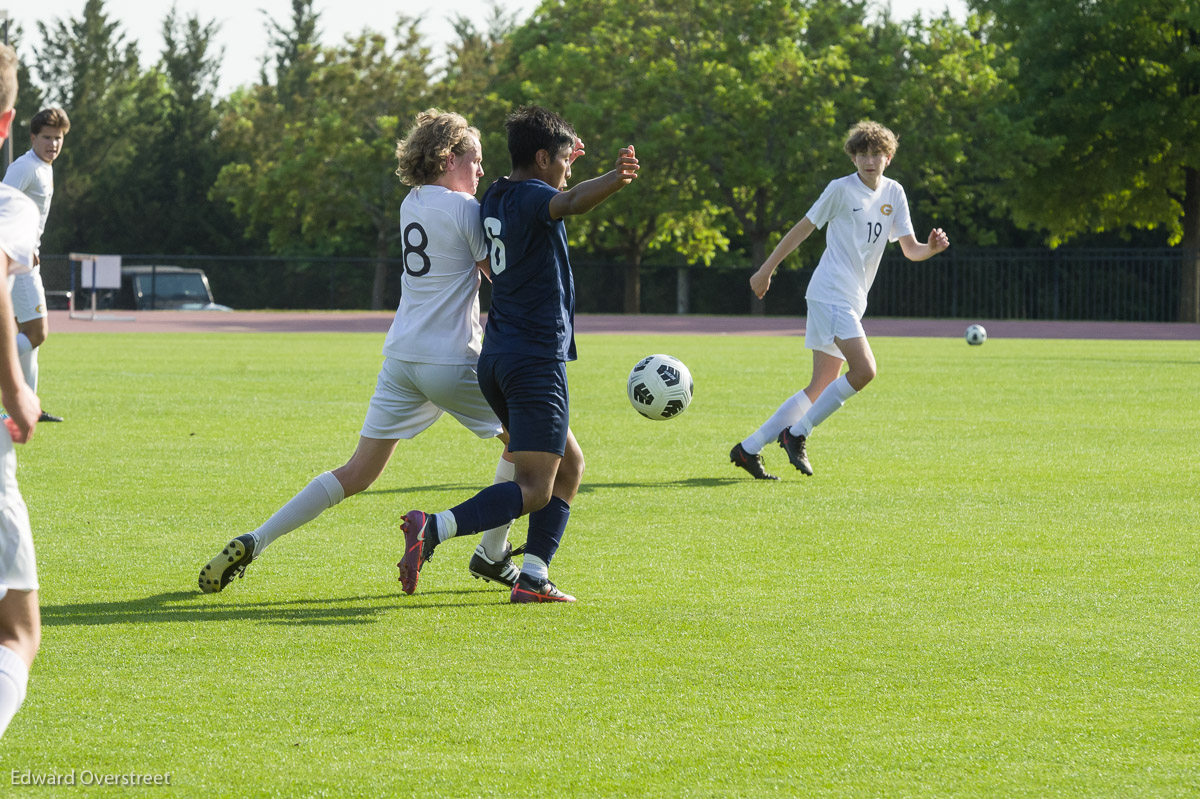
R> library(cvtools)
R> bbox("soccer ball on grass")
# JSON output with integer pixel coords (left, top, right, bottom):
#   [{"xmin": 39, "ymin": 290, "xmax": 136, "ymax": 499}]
[
  {"xmin": 627, "ymin": 354, "xmax": 693, "ymax": 420},
  {"xmin": 965, "ymin": 324, "xmax": 987, "ymax": 345}
]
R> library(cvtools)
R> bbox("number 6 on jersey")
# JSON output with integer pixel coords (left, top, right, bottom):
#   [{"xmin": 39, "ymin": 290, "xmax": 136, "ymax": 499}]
[{"xmin": 483, "ymin": 216, "xmax": 506, "ymax": 275}]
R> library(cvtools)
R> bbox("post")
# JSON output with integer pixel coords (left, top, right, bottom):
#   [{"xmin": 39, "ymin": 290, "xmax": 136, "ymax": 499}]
[
  {"xmin": 1181, "ymin": 167, "xmax": 1200, "ymax": 323},
  {"xmin": 675, "ymin": 265, "xmax": 689, "ymax": 315}
]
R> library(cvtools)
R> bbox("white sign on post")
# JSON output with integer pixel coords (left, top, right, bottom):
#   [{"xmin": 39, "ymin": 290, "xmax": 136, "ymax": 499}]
[{"xmin": 81, "ymin": 255, "xmax": 122, "ymax": 289}]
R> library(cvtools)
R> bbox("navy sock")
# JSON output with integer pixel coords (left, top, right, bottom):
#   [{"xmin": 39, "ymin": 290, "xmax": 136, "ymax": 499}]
[
  {"xmin": 525, "ymin": 496, "xmax": 571, "ymax": 565},
  {"xmin": 449, "ymin": 482, "xmax": 524, "ymax": 537}
]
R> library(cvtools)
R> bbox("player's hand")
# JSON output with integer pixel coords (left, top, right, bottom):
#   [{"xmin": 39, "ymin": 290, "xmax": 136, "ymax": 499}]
[
  {"xmin": 928, "ymin": 228, "xmax": 949, "ymax": 254},
  {"xmin": 750, "ymin": 265, "xmax": 773, "ymax": 299},
  {"xmin": 569, "ymin": 137, "xmax": 586, "ymax": 164},
  {"xmin": 615, "ymin": 145, "xmax": 639, "ymax": 184},
  {"xmin": 2, "ymin": 384, "xmax": 40, "ymax": 444}
]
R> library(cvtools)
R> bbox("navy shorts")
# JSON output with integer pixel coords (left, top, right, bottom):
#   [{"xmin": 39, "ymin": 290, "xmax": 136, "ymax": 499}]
[{"xmin": 477, "ymin": 353, "xmax": 569, "ymax": 456}]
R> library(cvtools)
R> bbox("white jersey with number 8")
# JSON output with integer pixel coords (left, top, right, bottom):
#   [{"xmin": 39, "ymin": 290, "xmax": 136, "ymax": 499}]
[{"xmin": 382, "ymin": 185, "xmax": 490, "ymax": 365}]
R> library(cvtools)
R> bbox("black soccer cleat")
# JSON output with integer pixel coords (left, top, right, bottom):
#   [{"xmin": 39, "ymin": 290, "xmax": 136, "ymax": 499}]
[
  {"xmin": 510, "ymin": 572, "xmax": 576, "ymax": 603},
  {"xmin": 469, "ymin": 542, "xmax": 525, "ymax": 588},
  {"xmin": 38, "ymin": 411, "xmax": 64, "ymax": 422},
  {"xmin": 729, "ymin": 442, "xmax": 780, "ymax": 480},
  {"xmin": 199, "ymin": 533, "xmax": 257, "ymax": 593},
  {"xmin": 777, "ymin": 428, "xmax": 813, "ymax": 476}
]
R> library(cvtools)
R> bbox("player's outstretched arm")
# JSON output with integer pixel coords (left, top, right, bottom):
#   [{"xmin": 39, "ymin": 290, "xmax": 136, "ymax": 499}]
[
  {"xmin": 751, "ymin": 217, "xmax": 817, "ymax": 299},
  {"xmin": 549, "ymin": 146, "xmax": 639, "ymax": 220},
  {"xmin": 899, "ymin": 228, "xmax": 950, "ymax": 262},
  {"xmin": 0, "ymin": 255, "xmax": 39, "ymax": 443}
]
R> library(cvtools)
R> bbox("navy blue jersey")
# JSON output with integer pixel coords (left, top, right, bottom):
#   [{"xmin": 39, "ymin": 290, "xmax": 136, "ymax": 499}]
[{"xmin": 479, "ymin": 177, "xmax": 576, "ymax": 362}]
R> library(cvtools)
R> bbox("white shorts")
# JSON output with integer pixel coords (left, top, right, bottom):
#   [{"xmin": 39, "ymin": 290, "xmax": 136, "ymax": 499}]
[
  {"xmin": 360, "ymin": 358, "xmax": 503, "ymax": 440},
  {"xmin": 12, "ymin": 265, "xmax": 47, "ymax": 324},
  {"xmin": 804, "ymin": 299, "xmax": 866, "ymax": 358},
  {"xmin": 0, "ymin": 497, "xmax": 37, "ymax": 600}
]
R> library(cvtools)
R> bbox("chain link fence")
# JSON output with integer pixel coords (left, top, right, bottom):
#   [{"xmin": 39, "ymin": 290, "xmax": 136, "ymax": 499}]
[{"xmin": 40, "ymin": 248, "xmax": 1188, "ymax": 322}]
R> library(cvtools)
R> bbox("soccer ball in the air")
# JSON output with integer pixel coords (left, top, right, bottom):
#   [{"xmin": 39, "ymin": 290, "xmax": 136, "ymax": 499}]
[
  {"xmin": 965, "ymin": 324, "xmax": 987, "ymax": 345},
  {"xmin": 627, "ymin": 354, "xmax": 693, "ymax": 420}
]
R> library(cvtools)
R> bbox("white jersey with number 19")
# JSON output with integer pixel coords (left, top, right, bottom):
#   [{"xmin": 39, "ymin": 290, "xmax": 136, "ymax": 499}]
[
  {"xmin": 382, "ymin": 185, "xmax": 489, "ymax": 365},
  {"xmin": 803, "ymin": 174, "xmax": 914, "ymax": 317}
]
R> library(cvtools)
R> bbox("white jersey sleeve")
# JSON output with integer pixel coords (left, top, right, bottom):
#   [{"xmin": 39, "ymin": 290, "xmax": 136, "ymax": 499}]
[
  {"xmin": 2, "ymin": 151, "xmax": 54, "ymax": 252},
  {"xmin": 804, "ymin": 179, "xmax": 846, "ymax": 230},
  {"xmin": 0, "ymin": 185, "xmax": 38, "ymax": 276},
  {"xmin": 888, "ymin": 183, "xmax": 915, "ymax": 242},
  {"xmin": 381, "ymin": 186, "xmax": 488, "ymax": 365},
  {"xmin": 456, "ymin": 190, "xmax": 488, "ymax": 264},
  {"xmin": 2, "ymin": 161, "xmax": 30, "ymax": 192}
]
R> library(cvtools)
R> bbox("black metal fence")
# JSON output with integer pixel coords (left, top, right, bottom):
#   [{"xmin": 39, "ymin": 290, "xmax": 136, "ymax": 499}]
[
  {"xmin": 869, "ymin": 248, "xmax": 1186, "ymax": 321},
  {"xmin": 41, "ymin": 248, "xmax": 1189, "ymax": 322}
]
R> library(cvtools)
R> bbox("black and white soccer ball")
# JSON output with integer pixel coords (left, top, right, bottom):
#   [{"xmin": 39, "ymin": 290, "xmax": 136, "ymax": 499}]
[
  {"xmin": 627, "ymin": 354, "xmax": 693, "ymax": 421},
  {"xmin": 965, "ymin": 324, "xmax": 987, "ymax": 345}
]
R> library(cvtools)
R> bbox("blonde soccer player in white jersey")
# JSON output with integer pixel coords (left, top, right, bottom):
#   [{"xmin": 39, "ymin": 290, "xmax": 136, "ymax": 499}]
[
  {"xmin": 200, "ymin": 110, "xmax": 521, "ymax": 593},
  {"xmin": 729, "ymin": 120, "xmax": 949, "ymax": 479},
  {"xmin": 0, "ymin": 43, "xmax": 45, "ymax": 740}
]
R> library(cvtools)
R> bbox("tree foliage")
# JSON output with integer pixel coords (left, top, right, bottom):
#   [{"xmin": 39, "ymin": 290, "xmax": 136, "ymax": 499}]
[
  {"xmin": 972, "ymin": 0, "xmax": 1200, "ymax": 317},
  {"xmin": 213, "ymin": 13, "xmax": 434, "ymax": 308},
  {"xmin": 6, "ymin": 24, "xmax": 45, "ymax": 135},
  {"xmin": 972, "ymin": 0, "xmax": 1200, "ymax": 246},
  {"xmin": 27, "ymin": 0, "xmax": 150, "ymax": 253},
  {"xmin": 493, "ymin": 0, "xmax": 735, "ymax": 311},
  {"xmin": 7, "ymin": 0, "xmax": 1192, "ymax": 312}
]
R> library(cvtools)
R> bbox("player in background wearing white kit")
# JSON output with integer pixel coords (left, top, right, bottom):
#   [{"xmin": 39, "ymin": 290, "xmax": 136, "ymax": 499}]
[
  {"xmin": 2, "ymin": 107, "xmax": 69, "ymax": 423},
  {"xmin": 200, "ymin": 109, "xmax": 520, "ymax": 593},
  {"xmin": 729, "ymin": 121, "xmax": 949, "ymax": 479},
  {"xmin": 0, "ymin": 43, "xmax": 45, "ymax": 739}
]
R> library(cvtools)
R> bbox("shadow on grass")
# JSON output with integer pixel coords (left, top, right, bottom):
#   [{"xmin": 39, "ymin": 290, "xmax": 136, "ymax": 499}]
[
  {"xmin": 361, "ymin": 483, "xmax": 482, "ymax": 497},
  {"xmin": 367, "ymin": 476, "xmax": 745, "ymax": 498},
  {"xmin": 578, "ymin": 476, "xmax": 746, "ymax": 492},
  {"xmin": 41, "ymin": 587, "xmax": 503, "ymax": 627}
]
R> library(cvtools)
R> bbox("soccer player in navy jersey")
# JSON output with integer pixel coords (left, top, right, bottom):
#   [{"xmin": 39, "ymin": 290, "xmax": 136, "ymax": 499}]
[{"xmin": 399, "ymin": 106, "xmax": 638, "ymax": 602}]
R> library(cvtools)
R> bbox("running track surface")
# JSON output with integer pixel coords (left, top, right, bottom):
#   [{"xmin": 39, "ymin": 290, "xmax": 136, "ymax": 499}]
[{"xmin": 48, "ymin": 310, "xmax": 1200, "ymax": 340}]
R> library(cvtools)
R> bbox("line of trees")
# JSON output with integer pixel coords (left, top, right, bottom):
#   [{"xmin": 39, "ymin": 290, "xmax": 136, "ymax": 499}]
[{"xmin": 9, "ymin": 0, "xmax": 1199, "ymax": 317}]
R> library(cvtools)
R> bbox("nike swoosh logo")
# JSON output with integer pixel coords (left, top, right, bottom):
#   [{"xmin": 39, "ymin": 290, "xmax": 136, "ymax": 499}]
[{"xmin": 852, "ymin": 208, "xmax": 863, "ymax": 212}]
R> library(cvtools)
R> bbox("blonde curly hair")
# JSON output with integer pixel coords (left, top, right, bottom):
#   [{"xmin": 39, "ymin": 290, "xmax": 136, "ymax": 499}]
[
  {"xmin": 395, "ymin": 109, "xmax": 480, "ymax": 187},
  {"xmin": 843, "ymin": 120, "xmax": 898, "ymax": 158}
]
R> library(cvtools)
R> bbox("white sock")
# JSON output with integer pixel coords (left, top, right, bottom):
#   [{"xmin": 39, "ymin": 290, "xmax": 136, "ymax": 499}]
[
  {"xmin": 520, "ymin": 554, "xmax": 548, "ymax": 582},
  {"xmin": 432, "ymin": 510, "xmax": 458, "ymax": 544},
  {"xmin": 18, "ymin": 346, "xmax": 36, "ymax": 393},
  {"xmin": 252, "ymin": 471, "xmax": 345, "ymax": 554},
  {"xmin": 0, "ymin": 644, "xmax": 29, "ymax": 739},
  {"xmin": 790, "ymin": 375, "xmax": 857, "ymax": 438},
  {"xmin": 742, "ymin": 390, "xmax": 813, "ymax": 454},
  {"xmin": 15, "ymin": 333, "xmax": 32, "ymax": 357},
  {"xmin": 478, "ymin": 457, "xmax": 515, "ymax": 559}
]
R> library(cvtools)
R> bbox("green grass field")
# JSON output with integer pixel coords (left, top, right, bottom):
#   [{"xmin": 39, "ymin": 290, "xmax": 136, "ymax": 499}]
[{"xmin": 2, "ymin": 330, "xmax": 1198, "ymax": 797}]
